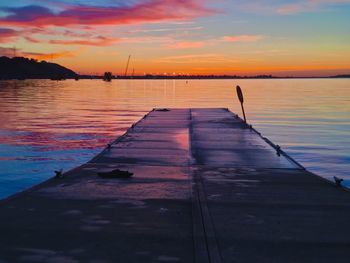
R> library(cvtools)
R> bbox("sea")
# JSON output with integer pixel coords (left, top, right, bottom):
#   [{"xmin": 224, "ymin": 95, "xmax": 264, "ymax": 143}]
[{"xmin": 0, "ymin": 79, "xmax": 349, "ymax": 199}]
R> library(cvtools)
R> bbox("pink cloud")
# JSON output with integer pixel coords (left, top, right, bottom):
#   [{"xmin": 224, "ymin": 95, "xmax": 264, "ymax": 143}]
[
  {"xmin": 21, "ymin": 27, "xmax": 95, "ymax": 44},
  {"xmin": 0, "ymin": 47, "xmax": 15, "ymax": 56},
  {"xmin": 0, "ymin": 1, "xmax": 217, "ymax": 27},
  {"xmin": 223, "ymin": 35, "xmax": 263, "ymax": 42},
  {"xmin": 22, "ymin": 32, "xmax": 119, "ymax": 46},
  {"xmin": 276, "ymin": 4, "xmax": 304, "ymax": 14},
  {"xmin": 167, "ymin": 41, "xmax": 205, "ymax": 49},
  {"xmin": 0, "ymin": 28, "xmax": 18, "ymax": 43}
]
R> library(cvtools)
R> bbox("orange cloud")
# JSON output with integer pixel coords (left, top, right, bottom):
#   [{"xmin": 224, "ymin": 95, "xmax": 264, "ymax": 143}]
[
  {"xmin": 223, "ymin": 35, "xmax": 263, "ymax": 42},
  {"xmin": 22, "ymin": 50, "xmax": 76, "ymax": 60},
  {"xmin": 156, "ymin": 54, "xmax": 239, "ymax": 64},
  {"xmin": 49, "ymin": 36, "xmax": 119, "ymax": 46}
]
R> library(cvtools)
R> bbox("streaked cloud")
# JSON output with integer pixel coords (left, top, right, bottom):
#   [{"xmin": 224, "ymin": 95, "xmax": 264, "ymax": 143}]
[
  {"xmin": 276, "ymin": 0, "xmax": 350, "ymax": 14},
  {"xmin": 120, "ymin": 36, "xmax": 172, "ymax": 44},
  {"xmin": 128, "ymin": 26, "xmax": 203, "ymax": 34},
  {"xmin": 166, "ymin": 41, "xmax": 205, "ymax": 49},
  {"xmin": 49, "ymin": 36, "xmax": 120, "ymax": 46},
  {"xmin": 22, "ymin": 50, "xmax": 76, "ymax": 60},
  {"xmin": 239, "ymin": 0, "xmax": 350, "ymax": 15},
  {"xmin": 23, "ymin": 36, "xmax": 41, "ymax": 43},
  {"xmin": 223, "ymin": 35, "xmax": 263, "ymax": 42},
  {"xmin": 156, "ymin": 54, "xmax": 239, "ymax": 64}
]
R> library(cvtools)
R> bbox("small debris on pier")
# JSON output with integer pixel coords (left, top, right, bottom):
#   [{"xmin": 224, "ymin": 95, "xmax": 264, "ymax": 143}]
[
  {"xmin": 334, "ymin": 176, "xmax": 344, "ymax": 187},
  {"xmin": 98, "ymin": 169, "xmax": 133, "ymax": 179},
  {"xmin": 54, "ymin": 169, "xmax": 63, "ymax": 178}
]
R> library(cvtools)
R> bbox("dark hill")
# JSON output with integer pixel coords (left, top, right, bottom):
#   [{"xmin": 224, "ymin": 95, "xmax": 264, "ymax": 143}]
[
  {"xmin": 0, "ymin": 56, "xmax": 77, "ymax": 79},
  {"xmin": 331, "ymin": 74, "xmax": 350, "ymax": 78}
]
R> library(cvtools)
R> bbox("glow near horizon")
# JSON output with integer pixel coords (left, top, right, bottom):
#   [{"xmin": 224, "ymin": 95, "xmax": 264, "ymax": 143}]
[{"xmin": 0, "ymin": 0, "xmax": 349, "ymax": 76}]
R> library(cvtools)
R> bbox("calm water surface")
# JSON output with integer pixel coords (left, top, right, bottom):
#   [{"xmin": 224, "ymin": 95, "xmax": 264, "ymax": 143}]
[{"xmin": 0, "ymin": 79, "xmax": 349, "ymax": 198}]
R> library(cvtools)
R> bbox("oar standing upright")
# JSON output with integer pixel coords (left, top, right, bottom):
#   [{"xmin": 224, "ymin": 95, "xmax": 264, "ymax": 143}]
[{"xmin": 236, "ymin": 85, "xmax": 247, "ymax": 123}]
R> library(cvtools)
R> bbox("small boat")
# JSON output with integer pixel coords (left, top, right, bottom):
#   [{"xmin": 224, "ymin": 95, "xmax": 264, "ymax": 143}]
[
  {"xmin": 103, "ymin": 72, "xmax": 113, "ymax": 81},
  {"xmin": 98, "ymin": 169, "xmax": 133, "ymax": 179}
]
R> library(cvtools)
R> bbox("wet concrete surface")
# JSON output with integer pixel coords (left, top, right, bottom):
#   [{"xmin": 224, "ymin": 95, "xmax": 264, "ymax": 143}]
[
  {"xmin": 1, "ymin": 108, "xmax": 350, "ymax": 263},
  {"xmin": 196, "ymin": 167, "xmax": 350, "ymax": 263}
]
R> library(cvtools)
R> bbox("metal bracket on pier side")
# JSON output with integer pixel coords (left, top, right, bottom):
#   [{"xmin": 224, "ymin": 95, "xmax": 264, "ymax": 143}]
[{"xmin": 276, "ymin": 145, "xmax": 281, "ymax": 156}]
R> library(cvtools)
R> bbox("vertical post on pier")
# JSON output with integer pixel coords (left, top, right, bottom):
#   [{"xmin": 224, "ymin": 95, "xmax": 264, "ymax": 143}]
[{"xmin": 236, "ymin": 85, "xmax": 246, "ymax": 123}]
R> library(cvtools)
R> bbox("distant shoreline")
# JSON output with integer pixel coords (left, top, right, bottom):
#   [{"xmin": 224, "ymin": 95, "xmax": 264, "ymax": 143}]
[
  {"xmin": 48, "ymin": 75, "xmax": 350, "ymax": 80},
  {"xmin": 51, "ymin": 74, "xmax": 350, "ymax": 80},
  {"xmin": 0, "ymin": 56, "xmax": 349, "ymax": 80},
  {"xmin": 1, "ymin": 76, "xmax": 350, "ymax": 80},
  {"xmin": 100, "ymin": 75, "xmax": 350, "ymax": 80}
]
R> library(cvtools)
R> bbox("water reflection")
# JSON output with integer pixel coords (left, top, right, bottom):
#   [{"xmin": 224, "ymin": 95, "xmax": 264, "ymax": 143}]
[{"xmin": 0, "ymin": 79, "xmax": 349, "ymax": 198}]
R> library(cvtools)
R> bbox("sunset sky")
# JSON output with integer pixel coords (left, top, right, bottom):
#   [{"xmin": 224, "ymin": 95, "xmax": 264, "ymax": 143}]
[{"xmin": 0, "ymin": 0, "xmax": 349, "ymax": 76}]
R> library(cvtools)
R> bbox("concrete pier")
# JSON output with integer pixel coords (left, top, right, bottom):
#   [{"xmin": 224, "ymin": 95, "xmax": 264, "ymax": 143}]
[{"xmin": 1, "ymin": 108, "xmax": 350, "ymax": 263}]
